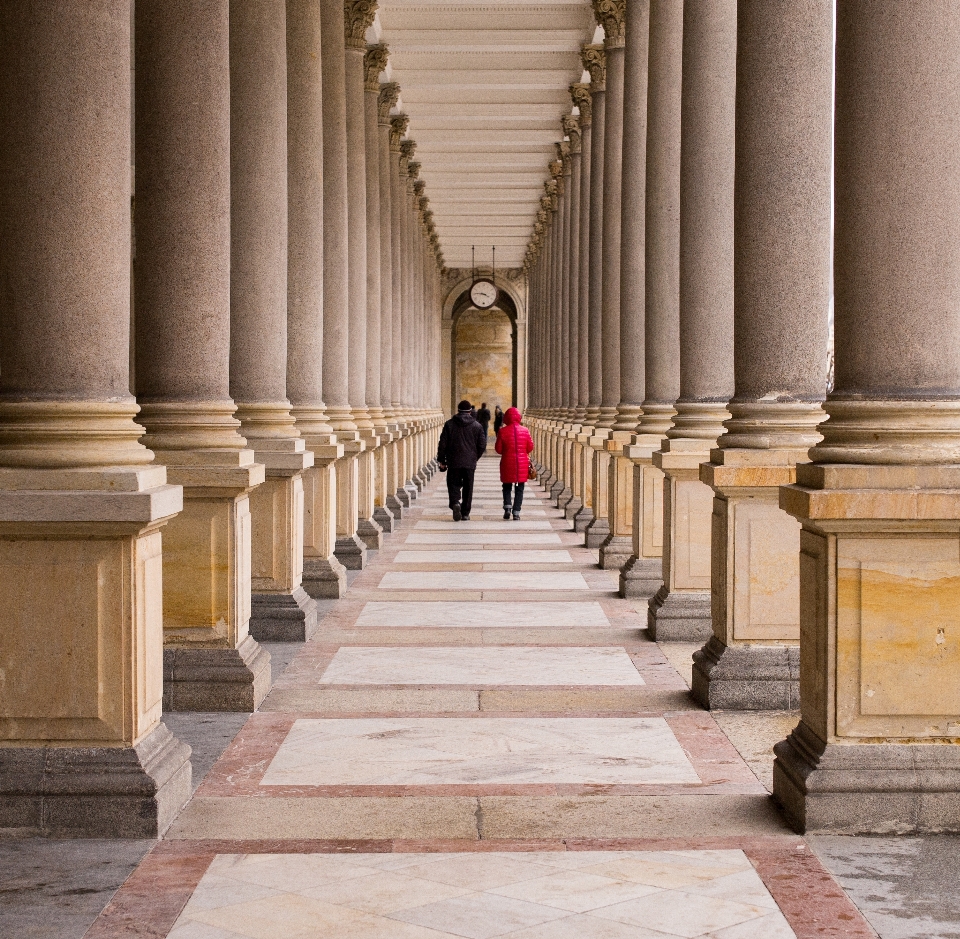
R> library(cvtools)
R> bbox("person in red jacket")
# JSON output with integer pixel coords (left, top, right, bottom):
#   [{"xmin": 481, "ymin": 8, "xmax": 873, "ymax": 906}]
[{"xmin": 495, "ymin": 407, "xmax": 534, "ymax": 520}]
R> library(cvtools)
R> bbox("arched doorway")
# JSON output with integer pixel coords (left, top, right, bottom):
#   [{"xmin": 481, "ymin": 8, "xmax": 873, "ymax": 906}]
[{"xmin": 449, "ymin": 287, "xmax": 519, "ymax": 416}]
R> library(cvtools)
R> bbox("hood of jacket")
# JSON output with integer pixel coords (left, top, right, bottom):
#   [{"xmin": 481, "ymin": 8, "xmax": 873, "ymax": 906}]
[
  {"xmin": 454, "ymin": 411, "xmax": 476, "ymax": 426},
  {"xmin": 504, "ymin": 407, "xmax": 522, "ymax": 425}
]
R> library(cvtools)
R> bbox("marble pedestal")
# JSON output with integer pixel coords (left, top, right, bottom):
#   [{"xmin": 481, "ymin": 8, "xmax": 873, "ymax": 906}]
[
  {"xmin": 0, "ymin": 466, "xmax": 192, "ymax": 835},
  {"xmin": 692, "ymin": 448, "xmax": 804, "ymax": 709},
  {"xmin": 584, "ymin": 431, "xmax": 612, "ymax": 549},
  {"xmin": 158, "ymin": 453, "xmax": 272, "ymax": 711},
  {"xmin": 619, "ymin": 436, "xmax": 667, "ymax": 599},
  {"xmin": 648, "ymin": 438, "xmax": 714, "ymax": 641},
  {"xmin": 333, "ymin": 441, "xmax": 367, "ymax": 570},
  {"xmin": 773, "ymin": 461, "xmax": 960, "ymax": 833},
  {"xmin": 599, "ymin": 432, "xmax": 635, "ymax": 570},
  {"xmin": 573, "ymin": 428, "xmax": 596, "ymax": 532},
  {"xmin": 301, "ymin": 443, "xmax": 347, "ymax": 600},
  {"xmin": 248, "ymin": 442, "xmax": 317, "ymax": 642}
]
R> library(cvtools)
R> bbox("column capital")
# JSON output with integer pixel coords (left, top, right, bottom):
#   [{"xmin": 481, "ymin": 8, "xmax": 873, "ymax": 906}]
[
  {"xmin": 344, "ymin": 0, "xmax": 378, "ymax": 51},
  {"xmin": 570, "ymin": 82, "xmax": 592, "ymax": 127},
  {"xmin": 364, "ymin": 43, "xmax": 389, "ymax": 92},
  {"xmin": 378, "ymin": 81, "xmax": 400, "ymax": 124},
  {"xmin": 390, "ymin": 113, "xmax": 409, "ymax": 151},
  {"xmin": 400, "ymin": 138, "xmax": 417, "ymax": 163},
  {"xmin": 593, "ymin": 0, "xmax": 626, "ymax": 49},
  {"xmin": 581, "ymin": 43, "xmax": 606, "ymax": 91},
  {"xmin": 555, "ymin": 139, "xmax": 571, "ymax": 171},
  {"xmin": 562, "ymin": 114, "xmax": 582, "ymax": 153},
  {"xmin": 407, "ymin": 159, "xmax": 421, "ymax": 180}
]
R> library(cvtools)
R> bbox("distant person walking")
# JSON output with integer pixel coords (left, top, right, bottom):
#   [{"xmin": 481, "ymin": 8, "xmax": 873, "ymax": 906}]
[
  {"xmin": 493, "ymin": 405, "xmax": 504, "ymax": 436},
  {"xmin": 476, "ymin": 402, "xmax": 491, "ymax": 439},
  {"xmin": 437, "ymin": 400, "xmax": 487, "ymax": 521},
  {"xmin": 496, "ymin": 407, "xmax": 534, "ymax": 520}
]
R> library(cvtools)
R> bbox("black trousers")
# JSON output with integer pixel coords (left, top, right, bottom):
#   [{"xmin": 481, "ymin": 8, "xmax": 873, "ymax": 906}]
[
  {"xmin": 447, "ymin": 467, "xmax": 476, "ymax": 516},
  {"xmin": 502, "ymin": 482, "xmax": 525, "ymax": 512}
]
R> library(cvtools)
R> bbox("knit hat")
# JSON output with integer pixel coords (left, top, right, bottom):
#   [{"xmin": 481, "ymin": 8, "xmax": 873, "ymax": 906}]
[{"xmin": 458, "ymin": 399, "xmax": 473, "ymax": 412}]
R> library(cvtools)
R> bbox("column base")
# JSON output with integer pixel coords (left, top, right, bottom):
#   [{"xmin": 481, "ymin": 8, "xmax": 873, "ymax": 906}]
[
  {"xmin": 0, "ymin": 723, "xmax": 191, "ymax": 838},
  {"xmin": 395, "ymin": 486, "xmax": 412, "ymax": 508},
  {"xmin": 404, "ymin": 482, "xmax": 419, "ymax": 501},
  {"xmin": 335, "ymin": 532, "xmax": 368, "ymax": 569},
  {"xmin": 692, "ymin": 636, "xmax": 799, "ymax": 710},
  {"xmin": 584, "ymin": 516, "xmax": 610, "ymax": 549},
  {"xmin": 357, "ymin": 516, "xmax": 383, "ymax": 550},
  {"xmin": 773, "ymin": 721, "xmax": 960, "ymax": 834},
  {"xmin": 163, "ymin": 635, "xmax": 271, "ymax": 711},
  {"xmin": 302, "ymin": 555, "xmax": 347, "ymax": 599},
  {"xmin": 557, "ymin": 487, "xmax": 574, "ymax": 510},
  {"xmin": 598, "ymin": 534, "xmax": 633, "ymax": 570},
  {"xmin": 386, "ymin": 493, "xmax": 405, "ymax": 518},
  {"xmin": 549, "ymin": 479, "xmax": 565, "ymax": 502},
  {"xmin": 619, "ymin": 555, "xmax": 663, "ymax": 599},
  {"xmin": 563, "ymin": 496, "xmax": 583, "ymax": 521},
  {"xmin": 250, "ymin": 586, "xmax": 319, "ymax": 642},
  {"xmin": 573, "ymin": 506, "xmax": 594, "ymax": 533},
  {"xmin": 374, "ymin": 505, "xmax": 396, "ymax": 533},
  {"xmin": 646, "ymin": 585, "xmax": 712, "ymax": 641}
]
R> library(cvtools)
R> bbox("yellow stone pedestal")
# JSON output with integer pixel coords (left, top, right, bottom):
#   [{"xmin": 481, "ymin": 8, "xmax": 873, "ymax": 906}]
[{"xmin": 774, "ymin": 463, "xmax": 960, "ymax": 833}]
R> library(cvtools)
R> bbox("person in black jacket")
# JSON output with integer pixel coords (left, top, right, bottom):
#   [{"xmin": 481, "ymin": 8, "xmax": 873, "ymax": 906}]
[
  {"xmin": 493, "ymin": 405, "xmax": 504, "ymax": 436},
  {"xmin": 437, "ymin": 400, "xmax": 487, "ymax": 520},
  {"xmin": 476, "ymin": 402, "xmax": 492, "ymax": 440}
]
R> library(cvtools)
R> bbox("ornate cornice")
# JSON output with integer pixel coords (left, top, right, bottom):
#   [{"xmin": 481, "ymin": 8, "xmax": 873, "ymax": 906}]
[
  {"xmin": 378, "ymin": 81, "xmax": 400, "ymax": 124},
  {"xmin": 562, "ymin": 114, "xmax": 581, "ymax": 154},
  {"xmin": 581, "ymin": 43, "xmax": 606, "ymax": 91},
  {"xmin": 592, "ymin": 0, "xmax": 626, "ymax": 47},
  {"xmin": 570, "ymin": 82, "xmax": 592, "ymax": 127},
  {"xmin": 344, "ymin": 0, "xmax": 378, "ymax": 51},
  {"xmin": 364, "ymin": 43, "xmax": 389, "ymax": 92},
  {"xmin": 390, "ymin": 113, "xmax": 409, "ymax": 151}
]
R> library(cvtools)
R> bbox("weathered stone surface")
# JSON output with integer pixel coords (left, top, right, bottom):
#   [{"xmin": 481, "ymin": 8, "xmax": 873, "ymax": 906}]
[
  {"xmin": 692, "ymin": 635, "xmax": 799, "ymax": 710},
  {"xmin": 163, "ymin": 636, "xmax": 271, "ymax": 712}
]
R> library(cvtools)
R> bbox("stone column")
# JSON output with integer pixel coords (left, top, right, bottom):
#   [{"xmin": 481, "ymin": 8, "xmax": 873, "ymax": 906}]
[
  {"xmin": 364, "ymin": 44, "xmax": 396, "ymax": 536},
  {"xmin": 582, "ymin": 43, "xmax": 612, "ymax": 548},
  {"xmin": 320, "ymin": 0, "xmax": 366, "ymax": 569},
  {"xmin": 774, "ymin": 0, "xmax": 960, "ymax": 834},
  {"xmin": 571, "ymin": 82, "xmax": 596, "ymax": 533},
  {"xmin": 230, "ymin": 0, "xmax": 316, "ymax": 642},
  {"xmin": 621, "ymin": 0, "xmax": 683, "ymax": 599},
  {"xmin": 134, "ymin": 0, "xmax": 270, "ymax": 711},
  {"xmin": 649, "ymin": 0, "xmax": 736, "ymax": 641},
  {"xmin": 693, "ymin": 0, "xmax": 832, "ymax": 709},
  {"xmin": 556, "ymin": 145, "xmax": 576, "ymax": 504},
  {"xmin": 379, "ymin": 82, "xmax": 405, "ymax": 520},
  {"xmin": 344, "ymin": 2, "xmax": 382, "ymax": 552},
  {"xmin": 0, "ymin": 0, "xmax": 190, "ymax": 837},
  {"xmin": 602, "ymin": 0, "xmax": 649, "ymax": 572},
  {"xmin": 562, "ymin": 114, "xmax": 585, "ymax": 521},
  {"xmin": 286, "ymin": 0, "xmax": 347, "ymax": 600}
]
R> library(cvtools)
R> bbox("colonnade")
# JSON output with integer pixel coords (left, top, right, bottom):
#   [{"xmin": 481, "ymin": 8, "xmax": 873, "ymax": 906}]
[
  {"xmin": 0, "ymin": 0, "xmax": 442, "ymax": 835},
  {"xmin": 528, "ymin": 0, "xmax": 960, "ymax": 834}
]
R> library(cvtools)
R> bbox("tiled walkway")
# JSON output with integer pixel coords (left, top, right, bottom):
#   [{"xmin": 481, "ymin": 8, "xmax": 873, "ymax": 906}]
[{"xmin": 86, "ymin": 457, "xmax": 876, "ymax": 939}]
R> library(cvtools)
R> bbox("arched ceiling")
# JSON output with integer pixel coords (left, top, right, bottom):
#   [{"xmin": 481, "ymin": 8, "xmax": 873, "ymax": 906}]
[{"xmin": 375, "ymin": 0, "xmax": 597, "ymax": 269}]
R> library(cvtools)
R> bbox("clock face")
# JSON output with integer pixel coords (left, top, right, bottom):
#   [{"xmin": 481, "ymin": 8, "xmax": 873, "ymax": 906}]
[{"xmin": 470, "ymin": 280, "xmax": 498, "ymax": 309}]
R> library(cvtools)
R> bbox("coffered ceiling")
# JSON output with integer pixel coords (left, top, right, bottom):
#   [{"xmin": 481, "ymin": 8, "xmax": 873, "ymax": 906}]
[{"xmin": 375, "ymin": 0, "xmax": 597, "ymax": 268}]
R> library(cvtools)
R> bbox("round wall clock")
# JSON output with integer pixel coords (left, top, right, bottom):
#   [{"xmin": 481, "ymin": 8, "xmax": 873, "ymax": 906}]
[{"xmin": 470, "ymin": 279, "xmax": 498, "ymax": 309}]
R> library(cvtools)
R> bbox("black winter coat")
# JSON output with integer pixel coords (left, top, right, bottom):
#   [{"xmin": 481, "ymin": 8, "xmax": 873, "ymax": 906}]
[{"xmin": 437, "ymin": 412, "xmax": 487, "ymax": 470}]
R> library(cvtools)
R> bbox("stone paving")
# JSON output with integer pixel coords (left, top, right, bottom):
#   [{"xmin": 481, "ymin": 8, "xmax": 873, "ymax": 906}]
[{"xmin": 84, "ymin": 458, "xmax": 881, "ymax": 938}]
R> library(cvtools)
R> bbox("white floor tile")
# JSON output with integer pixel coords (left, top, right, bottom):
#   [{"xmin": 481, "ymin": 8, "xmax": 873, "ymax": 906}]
[
  {"xmin": 415, "ymin": 521, "xmax": 554, "ymax": 531},
  {"xmin": 319, "ymin": 647, "xmax": 644, "ymax": 686},
  {"xmin": 260, "ymin": 717, "xmax": 700, "ymax": 786},
  {"xmin": 377, "ymin": 572, "xmax": 590, "ymax": 591},
  {"xmin": 168, "ymin": 851, "xmax": 796, "ymax": 939},
  {"xmin": 405, "ymin": 532, "xmax": 564, "ymax": 545},
  {"xmin": 355, "ymin": 601, "xmax": 610, "ymax": 628},
  {"xmin": 394, "ymin": 550, "xmax": 573, "ymax": 564}
]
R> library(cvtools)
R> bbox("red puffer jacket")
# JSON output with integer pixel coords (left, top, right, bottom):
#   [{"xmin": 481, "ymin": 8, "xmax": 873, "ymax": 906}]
[{"xmin": 495, "ymin": 407, "xmax": 534, "ymax": 484}]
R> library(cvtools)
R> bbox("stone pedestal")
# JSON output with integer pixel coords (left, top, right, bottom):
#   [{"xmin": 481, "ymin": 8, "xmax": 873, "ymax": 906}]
[
  {"xmin": 649, "ymin": 437, "xmax": 716, "ymax": 641},
  {"xmin": 334, "ymin": 440, "xmax": 367, "ymax": 569},
  {"xmin": 573, "ymin": 428, "xmax": 596, "ymax": 532},
  {"xmin": 599, "ymin": 432, "xmax": 635, "ymax": 569},
  {"xmin": 693, "ymin": 446, "xmax": 808, "ymax": 708},
  {"xmin": 585, "ymin": 431, "xmax": 612, "ymax": 548},
  {"xmin": 300, "ymin": 442, "xmax": 347, "ymax": 599},
  {"xmin": 619, "ymin": 435, "xmax": 667, "ymax": 598},
  {"xmin": 357, "ymin": 437, "xmax": 384, "ymax": 551},
  {"xmin": 775, "ymin": 463, "xmax": 960, "ymax": 833}
]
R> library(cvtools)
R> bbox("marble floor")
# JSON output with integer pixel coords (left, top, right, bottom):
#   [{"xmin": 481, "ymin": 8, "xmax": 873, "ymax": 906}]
[{"xmin": 81, "ymin": 457, "xmax": 886, "ymax": 939}]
